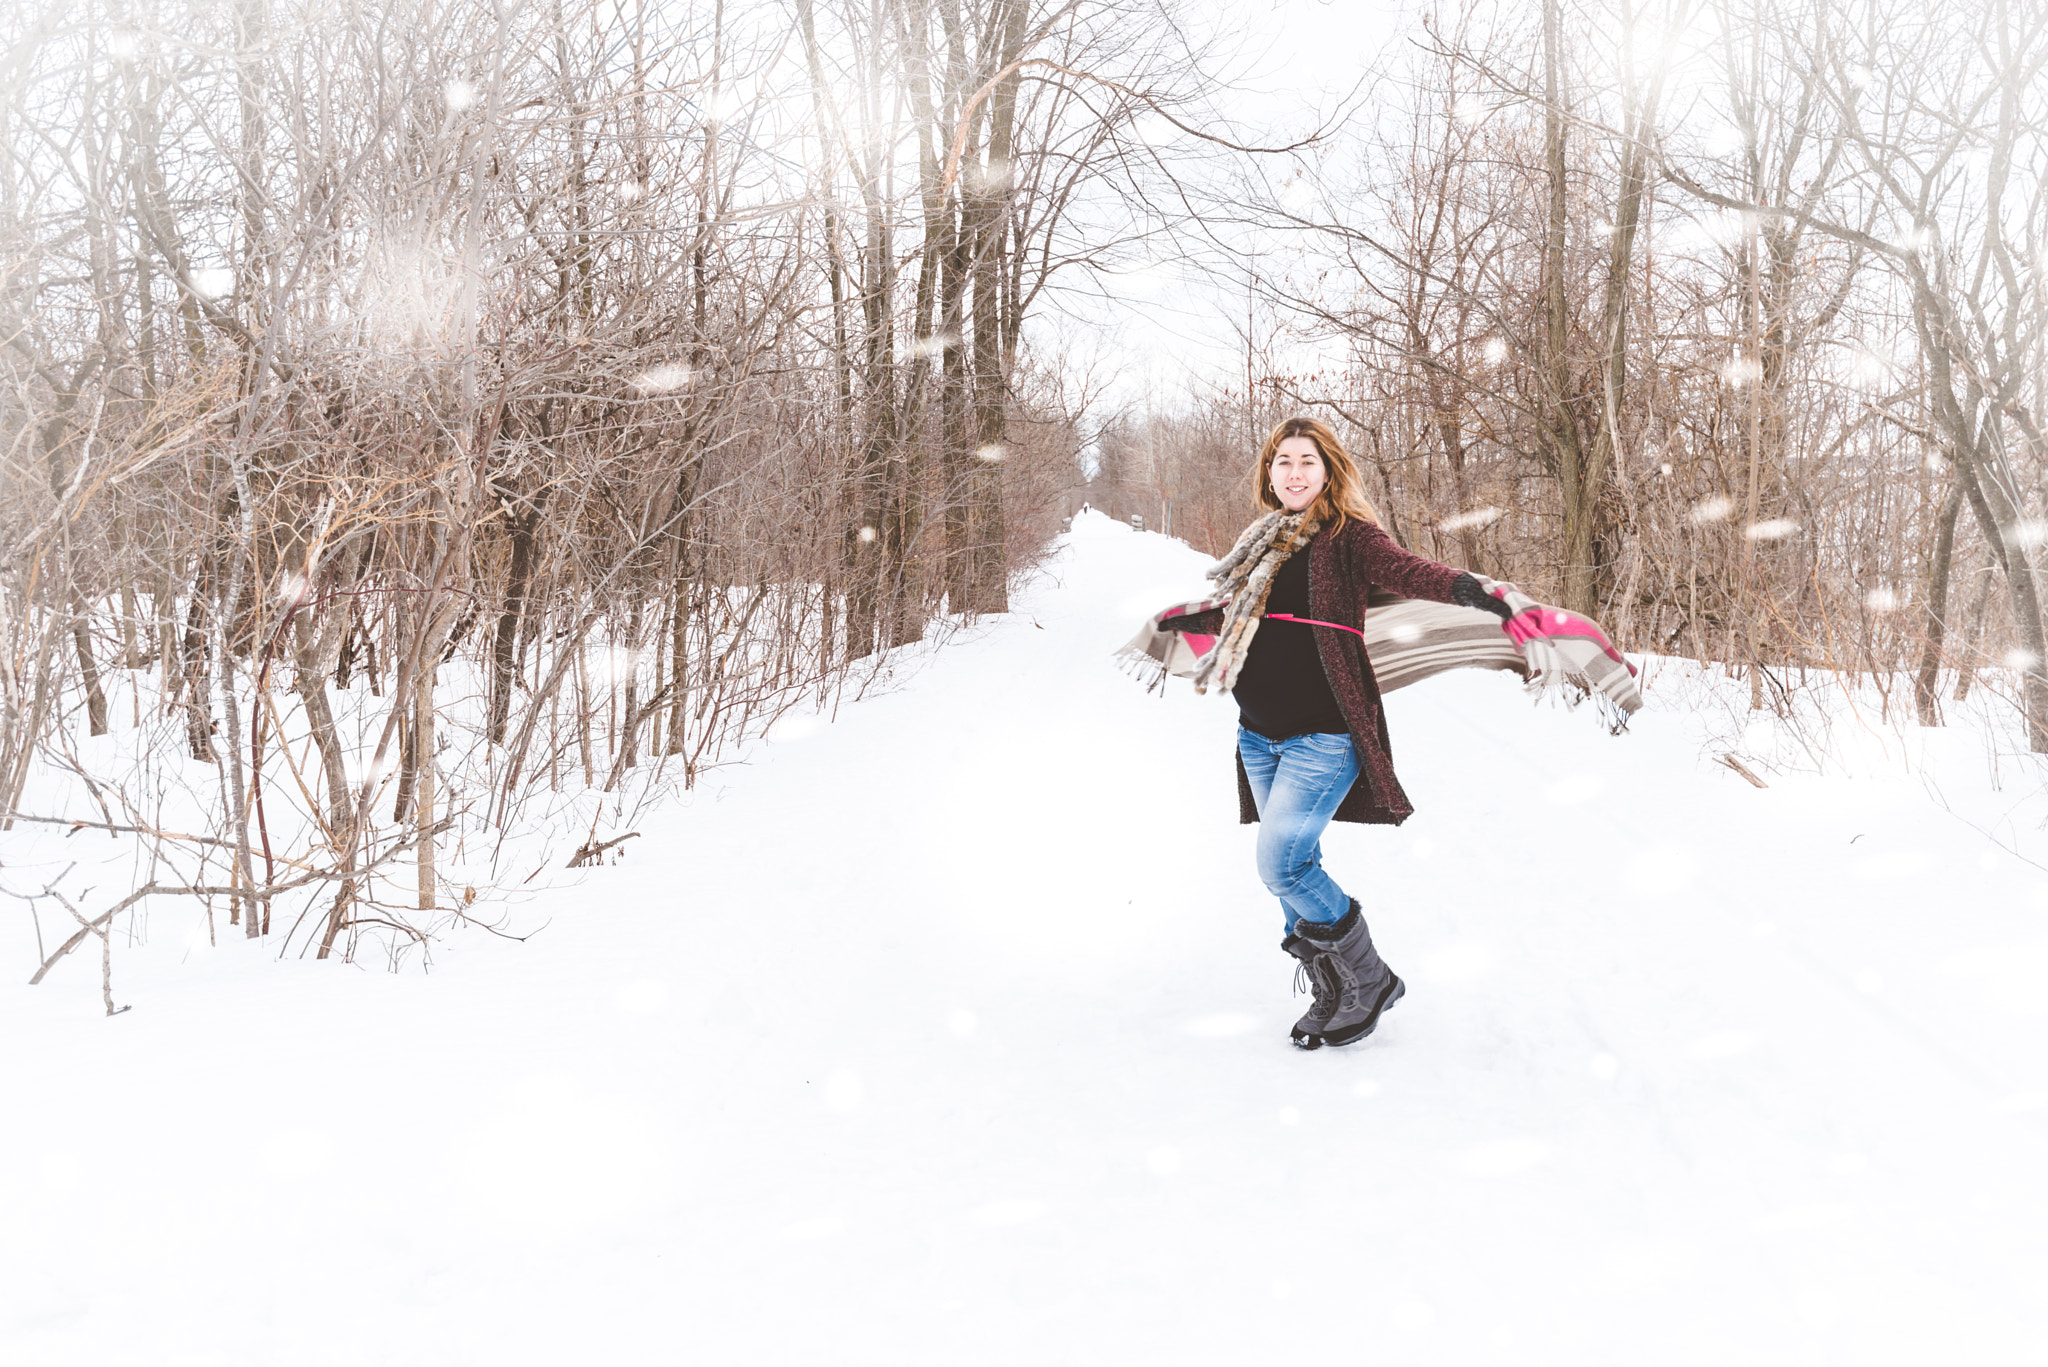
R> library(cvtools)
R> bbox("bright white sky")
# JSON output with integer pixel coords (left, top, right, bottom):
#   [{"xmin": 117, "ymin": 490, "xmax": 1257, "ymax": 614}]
[{"xmin": 1058, "ymin": 0, "xmax": 1417, "ymax": 414}]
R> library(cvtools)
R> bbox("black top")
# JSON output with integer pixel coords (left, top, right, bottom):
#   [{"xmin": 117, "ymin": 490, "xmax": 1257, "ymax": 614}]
[{"xmin": 1232, "ymin": 549, "xmax": 1350, "ymax": 740}]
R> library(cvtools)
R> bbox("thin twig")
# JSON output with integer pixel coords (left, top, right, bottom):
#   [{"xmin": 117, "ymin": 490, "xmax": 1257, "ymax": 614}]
[{"xmin": 1717, "ymin": 754, "xmax": 1770, "ymax": 788}]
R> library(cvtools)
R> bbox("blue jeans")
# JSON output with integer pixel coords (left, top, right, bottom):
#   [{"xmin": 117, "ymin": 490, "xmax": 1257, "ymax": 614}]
[{"xmin": 1237, "ymin": 727, "xmax": 1359, "ymax": 934}]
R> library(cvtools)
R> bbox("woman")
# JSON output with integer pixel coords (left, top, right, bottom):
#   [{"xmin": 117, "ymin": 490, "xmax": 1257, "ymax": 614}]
[{"xmin": 1159, "ymin": 416, "xmax": 1513, "ymax": 1051}]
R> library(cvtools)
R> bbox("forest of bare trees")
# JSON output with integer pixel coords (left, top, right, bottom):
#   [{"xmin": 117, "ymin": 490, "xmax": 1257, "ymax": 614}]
[
  {"xmin": 6, "ymin": 0, "xmax": 2045, "ymax": 986},
  {"xmin": 1, "ymin": 0, "xmax": 1209, "ymax": 978},
  {"xmin": 1091, "ymin": 0, "xmax": 2047, "ymax": 746}
]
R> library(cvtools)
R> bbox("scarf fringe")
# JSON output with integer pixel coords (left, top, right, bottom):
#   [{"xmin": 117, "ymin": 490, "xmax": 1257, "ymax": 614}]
[{"xmin": 1111, "ymin": 643, "xmax": 1173, "ymax": 696}]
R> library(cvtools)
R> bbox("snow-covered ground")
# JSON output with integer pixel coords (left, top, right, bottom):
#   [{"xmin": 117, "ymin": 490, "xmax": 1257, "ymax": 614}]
[{"xmin": 6, "ymin": 510, "xmax": 2047, "ymax": 1365}]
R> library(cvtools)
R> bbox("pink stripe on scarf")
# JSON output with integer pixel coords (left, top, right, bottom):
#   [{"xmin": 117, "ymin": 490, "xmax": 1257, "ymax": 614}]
[{"xmin": 1504, "ymin": 608, "xmax": 1637, "ymax": 674}]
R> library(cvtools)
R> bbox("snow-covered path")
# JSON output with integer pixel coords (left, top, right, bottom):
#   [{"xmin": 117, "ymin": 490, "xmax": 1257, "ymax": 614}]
[{"xmin": 7, "ymin": 512, "xmax": 2048, "ymax": 1365}]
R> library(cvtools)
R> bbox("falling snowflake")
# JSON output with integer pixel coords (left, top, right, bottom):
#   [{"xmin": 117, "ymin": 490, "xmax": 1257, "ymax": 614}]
[
  {"xmin": 1721, "ymin": 353, "xmax": 1763, "ymax": 387},
  {"xmin": 1483, "ymin": 336, "xmax": 1508, "ymax": 364},
  {"xmin": 975, "ymin": 444, "xmax": 1005, "ymax": 462},
  {"xmin": 444, "ymin": 79, "xmax": 477, "ymax": 112},
  {"xmin": 1745, "ymin": 519, "xmax": 1799, "ymax": 541},
  {"xmin": 1701, "ymin": 124, "xmax": 1745, "ymax": 158},
  {"xmin": 705, "ymin": 86, "xmax": 748, "ymax": 126},
  {"xmin": 2009, "ymin": 520, "xmax": 2048, "ymax": 549},
  {"xmin": 1688, "ymin": 495, "xmax": 1735, "ymax": 525},
  {"xmin": 633, "ymin": 364, "xmax": 694, "ymax": 392},
  {"xmin": 1439, "ymin": 505, "xmax": 1501, "ymax": 534},
  {"xmin": 1864, "ymin": 587, "xmax": 1898, "ymax": 613},
  {"xmin": 1129, "ymin": 113, "xmax": 1178, "ymax": 146}
]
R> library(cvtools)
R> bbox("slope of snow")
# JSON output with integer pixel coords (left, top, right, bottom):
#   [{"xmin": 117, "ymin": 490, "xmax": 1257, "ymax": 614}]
[{"xmin": 5, "ymin": 510, "xmax": 2046, "ymax": 1365}]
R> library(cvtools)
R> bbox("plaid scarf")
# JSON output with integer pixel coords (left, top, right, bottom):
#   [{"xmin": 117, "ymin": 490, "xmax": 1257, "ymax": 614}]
[
  {"xmin": 1187, "ymin": 509, "xmax": 1320, "ymax": 694},
  {"xmin": 1116, "ymin": 571, "xmax": 1642, "ymax": 730}
]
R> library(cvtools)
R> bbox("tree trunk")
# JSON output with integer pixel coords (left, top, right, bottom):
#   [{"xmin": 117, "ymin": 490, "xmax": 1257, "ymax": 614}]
[
  {"xmin": 937, "ymin": 0, "xmax": 974, "ymax": 615},
  {"xmin": 888, "ymin": 60, "xmax": 941, "ymax": 647},
  {"xmin": 214, "ymin": 560, "xmax": 258, "ymax": 936},
  {"xmin": 1580, "ymin": 26, "xmax": 1665, "ymax": 620},
  {"xmin": 393, "ymin": 660, "xmax": 419, "ymax": 822},
  {"xmin": 69, "ymin": 587, "xmax": 108, "ymax": 737},
  {"xmin": 1952, "ymin": 567, "xmax": 1995, "ymax": 703},
  {"xmin": 576, "ymin": 639, "xmax": 595, "ymax": 788},
  {"xmin": 939, "ymin": 201, "xmax": 972, "ymax": 613},
  {"xmin": 296, "ymin": 608, "xmax": 359, "ymax": 961},
  {"xmin": 617, "ymin": 593, "xmax": 644, "ymax": 780},
  {"xmin": 666, "ymin": 545, "xmax": 694, "ymax": 756},
  {"xmin": 1913, "ymin": 470, "xmax": 1963, "ymax": 726},
  {"xmin": 181, "ymin": 578, "xmax": 216, "ymax": 761},
  {"xmin": 1541, "ymin": 0, "xmax": 1592, "ymax": 614},
  {"xmin": 1434, "ymin": 403, "xmax": 1484, "ymax": 575},
  {"xmin": 117, "ymin": 517, "xmax": 140, "ymax": 669},
  {"xmin": 965, "ymin": 0, "xmax": 1027, "ymax": 616},
  {"xmin": 416, "ymin": 668, "xmax": 436, "ymax": 913},
  {"xmin": 666, "ymin": 432, "xmax": 700, "ymax": 754},
  {"xmin": 487, "ymin": 493, "xmax": 544, "ymax": 745},
  {"xmin": 1919, "ymin": 281, "xmax": 2048, "ymax": 749}
]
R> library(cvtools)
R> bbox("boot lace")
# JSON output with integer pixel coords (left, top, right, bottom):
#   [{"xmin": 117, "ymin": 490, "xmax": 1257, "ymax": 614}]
[{"xmin": 1296, "ymin": 953, "xmax": 1341, "ymax": 1011}]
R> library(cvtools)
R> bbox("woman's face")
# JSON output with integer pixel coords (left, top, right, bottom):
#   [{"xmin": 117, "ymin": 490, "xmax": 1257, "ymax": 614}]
[{"xmin": 1269, "ymin": 435, "xmax": 1328, "ymax": 513}]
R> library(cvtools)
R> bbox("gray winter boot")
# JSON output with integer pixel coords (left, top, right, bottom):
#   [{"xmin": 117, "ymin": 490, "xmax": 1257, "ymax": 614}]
[
  {"xmin": 1294, "ymin": 899, "xmax": 1404, "ymax": 1047},
  {"xmin": 1282, "ymin": 934, "xmax": 1338, "ymax": 1050}
]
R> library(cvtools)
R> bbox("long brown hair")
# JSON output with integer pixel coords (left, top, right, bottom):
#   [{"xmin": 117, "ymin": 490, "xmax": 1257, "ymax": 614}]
[{"xmin": 1252, "ymin": 416, "xmax": 1381, "ymax": 531}]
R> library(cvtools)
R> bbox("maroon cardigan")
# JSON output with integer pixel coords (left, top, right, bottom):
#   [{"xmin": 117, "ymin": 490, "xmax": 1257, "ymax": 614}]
[{"xmin": 1168, "ymin": 518, "xmax": 1465, "ymax": 826}]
